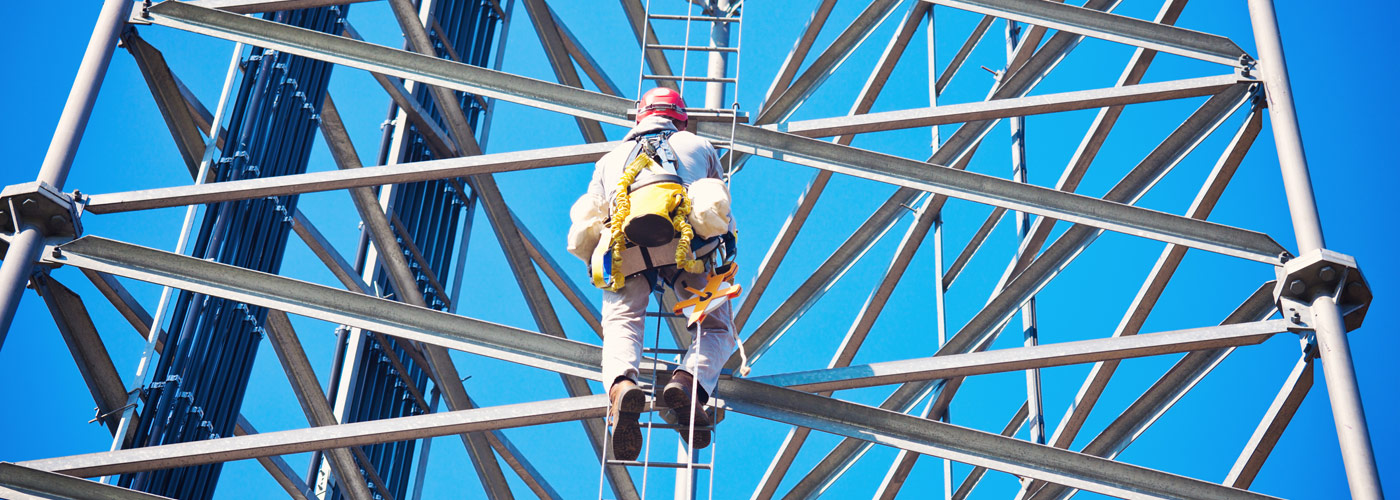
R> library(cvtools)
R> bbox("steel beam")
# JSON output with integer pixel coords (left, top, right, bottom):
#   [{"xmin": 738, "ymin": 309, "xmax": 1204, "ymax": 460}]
[
  {"xmin": 708, "ymin": 85, "xmax": 1282, "ymax": 265},
  {"xmin": 752, "ymin": 319, "xmax": 1293, "ymax": 394},
  {"xmin": 762, "ymin": 0, "xmax": 838, "ymax": 104},
  {"xmin": 32, "ymin": 274, "xmax": 129, "ymax": 433},
  {"xmin": 780, "ymin": 74, "xmax": 1243, "ymax": 139},
  {"xmin": 187, "ymin": 0, "xmax": 379, "ymax": 14},
  {"xmin": 1225, "ymin": 350, "xmax": 1313, "ymax": 489},
  {"xmin": 48, "ymin": 232, "xmax": 606, "ymax": 381},
  {"xmin": 341, "ymin": 22, "xmax": 461, "ymax": 157},
  {"xmin": 82, "ymin": 142, "xmax": 614, "ymax": 214},
  {"xmin": 718, "ymin": 379, "xmax": 1280, "ymax": 500},
  {"xmin": 264, "ymin": 311, "xmax": 376, "ymax": 500},
  {"xmin": 467, "ymin": 175, "xmax": 636, "ymax": 499},
  {"xmin": 789, "ymin": 134, "xmax": 1260, "ymax": 499},
  {"xmin": 1042, "ymin": 102, "xmax": 1261, "ymax": 457},
  {"xmin": 321, "ymin": 91, "xmax": 516, "ymax": 500},
  {"xmin": 547, "ymin": 3, "xmax": 620, "ymax": 97},
  {"xmin": 949, "ymin": 403, "xmax": 1030, "ymax": 500},
  {"xmin": 386, "ymin": 0, "xmax": 479, "ymax": 153},
  {"xmin": 125, "ymin": 2, "xmax": 1286, "ymax": 265},
  {"xmin": 752, "ymin": 9, "xmax": 1123, "ymax": 493},
  {"xmin": 925, "ymin": 0, "xmax": 1246, "ymax": 66},
  {"xmin": 755, "ymin": 0, "xmax": 902, "ymax": 124},
  {"xmin": 18, "ymin": 395, "xmax": 610, "ymax": 478},
  {"xmin": 0, "ymin": 0, "xmax": 131, "ymax": 350},
  {"xmin": 617, "ymin": 0, "xmax": 677, "ymax": 91},
  {"xmin": 734, "ymin": 0, "xmax": 929, "ymax": 333},
  {"xmin": 519, "ymin": 0, "xmax": 607, "ymax": 142},
  {"xmin": 0, "ymin": 463, "xmax": 170, "ymax": 500},
  {"xmin": 1024, "ymin": 284, "xmax": 1278, "ymax": 500},
  {"xmin": 1247, "ymin": 1, "xmax": 1382, "ymax": 496},
  {"xmin": 80, "ymin": 270, "xmax": 166, "ymax": 352},
  {"xmin": 233, "ymin": 417, "xmax": 314, "ymax": 500},
  {"xmin": 934, "ymin": 14, "xmax": 994, "ymax": 95},
  {"xmin": 984, "ymin": 0, "xmax": 1191, "ymax": 291},
  {"xmin": 122, "ymin": 31, "xmax": 207, "ymax": 176},
  {"xmin": 515, "ymin": 214, "xmax": 602, "ymax": 337},
  {"xmin": 290, "ymin": 210, "xmax": 373, "ymax": 294},
  {"xmin": 76, "ymin": 265, "xmax": 312, "ymax": 499}
]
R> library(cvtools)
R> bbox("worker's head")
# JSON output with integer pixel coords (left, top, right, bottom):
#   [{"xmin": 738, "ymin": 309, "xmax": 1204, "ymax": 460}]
[{"xmin": 637, "ymin": 87, "xmax": 688, "ymax": 128}]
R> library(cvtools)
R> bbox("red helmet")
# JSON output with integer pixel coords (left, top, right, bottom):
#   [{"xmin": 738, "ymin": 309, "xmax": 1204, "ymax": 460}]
[{"xmin": 637, "ymin": 87, "xmax": 688, "ymax": 123}]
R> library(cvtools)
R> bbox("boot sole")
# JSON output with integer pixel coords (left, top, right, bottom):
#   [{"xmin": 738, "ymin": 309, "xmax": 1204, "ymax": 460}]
[
  {"xmin": 611, "ymin": 411, "xmax": 643, "ymax": 461},
  {"xmin": 662, "ymin": 384, "xmax": 712, "ymax": 450},
  {"xmin": 610, "ymin": 384, "xmax": 647, "ymax": 461}
]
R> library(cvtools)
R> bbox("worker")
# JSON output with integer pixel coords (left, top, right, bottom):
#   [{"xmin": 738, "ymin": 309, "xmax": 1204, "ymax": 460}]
[{"xmin": 567, "ymin": 87, "xmax": 738, "ymax": 461}]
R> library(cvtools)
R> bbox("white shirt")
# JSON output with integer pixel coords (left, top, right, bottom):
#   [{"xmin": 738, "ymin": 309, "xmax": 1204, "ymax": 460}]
[{"xmin": 587, "ymin": 116, "xmax": 723, "ymax": 208}]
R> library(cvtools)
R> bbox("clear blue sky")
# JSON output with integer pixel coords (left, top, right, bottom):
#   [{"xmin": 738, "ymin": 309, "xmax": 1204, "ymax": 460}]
[{"xmin": 1, "ymin": 0, "xmax": 1395, "ymax": 498}]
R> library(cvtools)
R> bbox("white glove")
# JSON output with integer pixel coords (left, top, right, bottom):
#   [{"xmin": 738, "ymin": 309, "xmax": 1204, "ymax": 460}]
[
  {"xmin": 566, "ymin": 193, "xmax": 606, "ymax": 263},
  {"xmin": 687, "ymin": 178, "xmax": 731, "ymax": 239}
]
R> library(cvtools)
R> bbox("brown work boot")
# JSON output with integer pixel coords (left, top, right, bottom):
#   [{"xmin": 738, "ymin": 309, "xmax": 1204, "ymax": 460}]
[
  {"xmin": 608, "ymin": 378, "xmax": 646, "ymax": 460},
  {"xmin": 661, "ymin": 370, "xmax": 712, "ymax": 450}
]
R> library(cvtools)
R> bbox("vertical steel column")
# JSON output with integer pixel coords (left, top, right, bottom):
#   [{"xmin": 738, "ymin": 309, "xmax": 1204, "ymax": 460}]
[
  {"xmin": 1006, "ymin": 18, "xmax": 1044, "ymax": 447},
  {"xmin": 704, "ymin": 0, "xmax": 731, "ymax": 110},
  {"xmin": 1246, "ymin": 1, "xmax": 1382, "ymax": 498},
  {"xmin": 0, "ymin": 0, "xmax": 131, "ymax": 345},
  {"xmin": 926, "ymin": 9, "xmax": 954, "ymax": 499}
]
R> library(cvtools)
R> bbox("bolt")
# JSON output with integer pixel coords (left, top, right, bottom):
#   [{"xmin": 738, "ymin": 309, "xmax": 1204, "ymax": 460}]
[
  {"xmin": 1278, "ymin": 252, "xmax": 1292, "ymax": 264},
  {"xmin": 1288, "ymin": 279, "xmax": 1306, "ymax": 295},
  {"xmin": 1290, "ymin": 312, "xmax": 1302, "ymax": 324},
  {"xmin": 1318, "ymin": 265, "xmax": 1337, "ymax": 282},
  {"xmin": 51, "ymin": 247, "xmax": 62, "ymax": 258}
]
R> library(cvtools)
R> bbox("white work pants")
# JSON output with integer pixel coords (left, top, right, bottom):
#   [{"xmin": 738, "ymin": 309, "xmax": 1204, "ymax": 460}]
[{"xmin": 600, "ymin": 266, "xmax": 736, "ymax": 396}]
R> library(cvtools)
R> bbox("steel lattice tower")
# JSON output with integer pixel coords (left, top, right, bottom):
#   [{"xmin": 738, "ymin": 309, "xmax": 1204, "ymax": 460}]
[{"xmin": 0, "ymin": 0, "xmax": 1388, "ymax": 499}]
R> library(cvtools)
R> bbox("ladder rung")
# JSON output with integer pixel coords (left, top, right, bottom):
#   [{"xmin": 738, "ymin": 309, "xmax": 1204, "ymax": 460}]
[
  {"xmin": 640, "ymin": 422, "xmax": 714, "ymax": 431},
  {"xmin": 644, "ymin": 75, "xmax": 738, "ymax": 83},
  {"xmin": 647, "ymin": 14, "xmax": 740, "ymax": 23},
  {"xmin": 606, "ymin": 460, "xmax": 713, "ymax": 469},
  {"xmin": 644, "ymin": 311, "xmax": 684, "ymax": 318},
  {"xmin": 643, "ymin": 347, "xmax": 688, "ymax": 355},
  {"xmin": 644, "ymin": 44, "xmax": 740, "ymax": 53}
]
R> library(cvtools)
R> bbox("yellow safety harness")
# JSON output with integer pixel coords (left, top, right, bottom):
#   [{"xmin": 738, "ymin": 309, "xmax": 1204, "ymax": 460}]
[{"xmin": 593, "ymin": 137, "xmax": 705, "ymax": 292}]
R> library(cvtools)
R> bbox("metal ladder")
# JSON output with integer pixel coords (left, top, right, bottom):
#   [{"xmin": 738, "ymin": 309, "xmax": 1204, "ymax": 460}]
[
  {"xmin": 598, "ymin": 290, "xmax": 720, "ymax": 500},
  {"xmin": 635, "ymin": 0, "xmax": 747, "ymax": 158}
]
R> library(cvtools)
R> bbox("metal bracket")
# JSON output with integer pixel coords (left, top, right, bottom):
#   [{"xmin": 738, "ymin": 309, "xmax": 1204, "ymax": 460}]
[
  {"xmin": 0, "ymin": 181, "xmax": 83, "ymax": 240},
  {"xmin": 1273, "ymin": 248, "xmax": 1371, "ymax": 332}
]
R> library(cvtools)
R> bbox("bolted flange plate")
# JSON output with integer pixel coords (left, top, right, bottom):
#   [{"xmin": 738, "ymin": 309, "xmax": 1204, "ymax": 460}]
[
  {"xmin": 1273, "ymin": 248, "xmax": 1371, "ymax": 331},
  {"xmin": 0, "ymin": 181, "xmax": 82, "ymax": 240}
]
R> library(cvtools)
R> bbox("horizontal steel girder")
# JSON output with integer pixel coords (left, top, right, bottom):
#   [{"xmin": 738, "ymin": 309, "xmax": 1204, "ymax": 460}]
[
  {"xmin": 82, "ymin": 73, "xmax": 1238, "ymax": 214},
  {"xmin": 83, "ymin": 141, "xmax": 616, "ymax": 213},
  {"xmin": 780, "ymin": 73, "xmax": 1244, "ymax": 138},
  {"xmin": 750, "ymin": 319, "xmax": 1295, "ymax": 393},
  {"xmin": 718, "ymin": 379, "xmax": 1279, "ymax": 500},
  {"xmin": 185, "ymin": 0, "xmax": 379, "ymax": 15},
  {"xmin": 131, "ymin": 0, "xmax": 1286, "ymax": 264},
  {"xmin": 17, "ymin": 395, "xmax": 610, "ymax": 478},
  {"xmin": 925, "ymin": 0, "xmax": 1247, "ymax": 66},
  {"xmin": 37, "ymin": 235, "xmax": 1289, "ymax": 498},
  {"xmin": 0, "ymin": 462, "xmax": 171, "ymax": 500},
  {"xmin": 47, "ymin": 235, "xmax": 606, "ymax": 380},
  {"xmin": 17, "ymin": 380, "xmax": 1279, "ymax": 500}
]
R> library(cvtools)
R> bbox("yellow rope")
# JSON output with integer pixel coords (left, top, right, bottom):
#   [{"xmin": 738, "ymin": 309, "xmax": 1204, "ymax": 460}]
[
  {"xmin": 599, "ymin": 148, "xmax": 702, "ymax": 291},
  {"xmin": 671, "ymin": 194, "xmax": 703, "ymax": 273}
]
